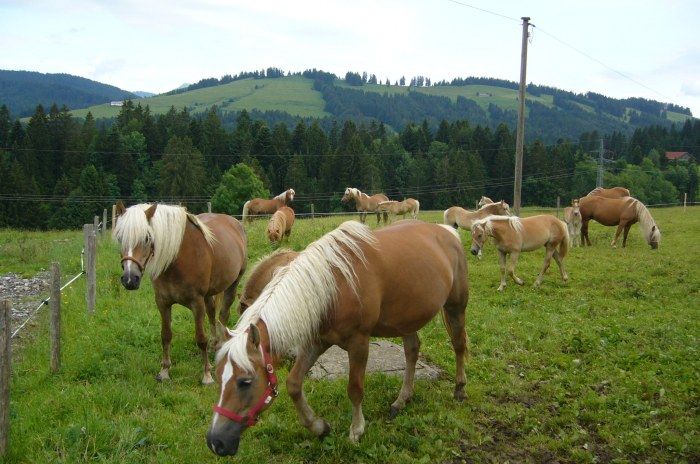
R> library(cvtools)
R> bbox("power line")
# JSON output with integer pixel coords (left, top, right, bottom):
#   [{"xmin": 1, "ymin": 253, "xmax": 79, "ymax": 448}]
[{"xmin": 444, "ymin": 0, "xmax": 520, "ymax": 22}]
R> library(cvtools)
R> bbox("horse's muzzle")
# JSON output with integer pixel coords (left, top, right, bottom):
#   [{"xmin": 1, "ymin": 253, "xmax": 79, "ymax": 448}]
[
  {"xmin": 206, "ymin": 427, "xmax": 241, "ymax": 456},
  {"xmin": 120, "ymin": 273, "xmax": 141, "ymax": 290},
  {"xmin": 470, "ymin": 247, "xmax": 480, "ymax": 256}
]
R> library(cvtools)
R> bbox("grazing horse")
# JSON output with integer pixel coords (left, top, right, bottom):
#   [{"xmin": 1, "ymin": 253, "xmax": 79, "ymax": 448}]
[
  {"xmin": 266, "ymin": 206, "xmax": 295, "ymax": 243},
  {"xmin": 113, "ymin": 202, "xmax": 247, "ymax": 384},
  {"xmin": 564, "ymin": 199, "xmax": 582, "ymax": 247},
  {"xmin": 242, "ymin": 188, "xmax": 295, "ymax": 223},
  {"xmin": 237, "ymin": 249, "xmax": 299, "ymax": 314},
  {"xmin": 578, "ymin": 195, "xmax": 660, "ymax": 249},
  {"xmin": 470, "ymin": 215, "xmax": 569, "ymax": 291},
  {"xmin": 341, "ymin": 187, "xmax": 389, "ymax": 224},
  {"xmin": 376, "ymin": 198, "xmax": 420, "ymax": 221},
  {"xmin": 443, "ymin": 201, "xmax": 511, "ymax": 230},
  {"xmin": 586, "ymin": 186, "xmax": 630, "ymax": 198},
  {"xmin": 477, "ymin": 196, "xmax": 494, "ymax": 208},
  {"xmin": 207, "ymin": 220, "xmax": 469, "ymax": 456}
]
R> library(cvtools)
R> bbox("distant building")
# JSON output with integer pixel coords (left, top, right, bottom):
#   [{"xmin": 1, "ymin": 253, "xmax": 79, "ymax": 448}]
[
  {"xmin": 665, "ymin": 151, "xmax": 693, "ymax": 162},
  {"xmin": 110, "ymin": 101, "xmax": 124, "ymax": 107}
]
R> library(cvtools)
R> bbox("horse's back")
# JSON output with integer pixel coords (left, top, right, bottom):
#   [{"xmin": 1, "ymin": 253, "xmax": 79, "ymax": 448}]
[
  {"xmin": 240, "ymin": 249, "xmax": 299, "ymax": 311},
  {"xmin": 579, "ymin": 196, "xmax": 635, "ymax": 226},
  {"xmin": 197, "ymin": 213, "xmax": 247, "ymax": 291},
  {"xmin": 519, "ymin": 215, "xmax": 566, "ymax": 250}
]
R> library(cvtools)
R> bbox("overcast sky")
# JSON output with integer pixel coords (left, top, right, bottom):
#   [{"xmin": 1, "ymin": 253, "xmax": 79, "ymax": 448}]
[{"xmin": 2, "ymin": 0, "xmax": 699, "ymax": 116}]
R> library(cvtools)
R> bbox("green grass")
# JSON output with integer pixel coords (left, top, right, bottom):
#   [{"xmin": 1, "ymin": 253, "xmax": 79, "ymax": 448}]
[
  {"xmin": 69, "ymin": 76, "xmax": 330, "ymax": 120},
  {"xmin": 2, "ymin": 207, "xmax": 698, "ymax": 463},
  {"xmin": 665, "ymin": 111, "xmax": 694, "ymax": 124}
]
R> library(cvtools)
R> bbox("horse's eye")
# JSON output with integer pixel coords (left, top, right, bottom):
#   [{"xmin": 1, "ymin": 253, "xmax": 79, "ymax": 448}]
[{"xmin": 237, "ymin": 378, "xmax": 253, "ymax": 388}]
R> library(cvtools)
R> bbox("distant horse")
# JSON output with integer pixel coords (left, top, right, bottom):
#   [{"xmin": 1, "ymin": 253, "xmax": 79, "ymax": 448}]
[
  {"xmin": 376, "ymin": 198, "xmax": 420, "ymax": 221},
  {"xmin": 113, "ymin": 202, "xmax": 247, "ymax": 384},
  {"xmin": 341, "ymin": 187, "xmax": 389, "ymax": 224},
  {"xmin": 242, "ymin": 189, "xmax": 295, "ymax": 223},
  {"xmin": 238, "ymin": 249, "xmax": 299, "ymax": 314},
  {"xmin": 586, "ymin": 186, "xmax": 630, "ymax": 198},
  {"xmin": 443, "ymin": 201, "xmax": 511, "ymax": 230},
  {"xmin": 477, "ymin": 196, "xmax": 494, "ymax": 208},
  {"xmin": 578, "ymin": 195, "xmax": 660, "ymax": 249},
  {"xmin": 470, "ymin": 215, "xmax": 569, "ymax": 291},
  {"xmin": 266, "ymin": 206, "xmax": 295, "ymax": 243},
  {"xmin": 206, "ymin": 220, "xmax": 469, "ymax": 456},
  {"xmin": 563, "ymin": 199, "xmax": 582, "ymax": 247}
]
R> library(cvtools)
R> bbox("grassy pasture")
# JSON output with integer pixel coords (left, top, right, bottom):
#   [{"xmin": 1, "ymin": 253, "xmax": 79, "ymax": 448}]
[{"xmin": 1, "ymin": 207, "xmax": 698, "ymax": 463}]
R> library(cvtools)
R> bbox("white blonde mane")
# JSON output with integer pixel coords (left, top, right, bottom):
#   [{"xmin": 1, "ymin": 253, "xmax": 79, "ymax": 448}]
[
  {"xmin": 631, "ymin": 198, "xmax": 661, "ymax": 244},
  {"xmin": 475, "ymin": 215, "xmax": 523, "ymax": 235},
  {"xmin": 346, "ymin": 187, "xmax": 367, "ymax": 199},
  {"xmin": 218, "ymin": 221, "xmax": 377, "ymax": 373},
  {"xmin": 273, "ymin": 189, "xmax": 294, "ymax": 202},
  {"xmin": 113, "ymin": 203, "xmax": 216, "ymax": 278}
]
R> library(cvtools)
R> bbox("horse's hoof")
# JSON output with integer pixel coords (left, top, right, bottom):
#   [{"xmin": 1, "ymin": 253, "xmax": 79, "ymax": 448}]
[
  {"xmin": 312, "ymin": 419, "xmax": 331, "ymax": 439},
  {"xmin": 497, "ymin": 286, "xmax": 505, "ymax": 292},
  {"xmin": 202, "ymin": 375, "xmax": 215, "ymax": 386},
  {"xmin": 389, "ymin": 406, "xmax": 401, "ymax": 420},
  {"xmin": 454, "ymin": 389, "xmax": 466, "ymax": 402},
  {"xmin": 155, "ymin": 372, "xmax": 170, "ymax": 382}
]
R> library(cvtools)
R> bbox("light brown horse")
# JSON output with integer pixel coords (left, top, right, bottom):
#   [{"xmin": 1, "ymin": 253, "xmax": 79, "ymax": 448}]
[
  {"xmin": 113, "ymin": 202, "xmax": 247, "ymax": 384},
  {"xmin": 207, "ymin": 220, "xmax": 468, "ymax": 456},
  {"xmin": 341, "ymin": 187, "xmax": 389, "ymax": 224},
  {"xmin": 586, "ymin": 186, "xmax": 630, "ymax": 198},
  {"xmin": 266, "ymin": 206, "xmax": 295, "ymax": 243},
  {"xmin": 477, "ymin": 196, "xmax": 494, "ymax": 208},
  {"xmin": 242, "ymin": 188, "xmax": 295, "ymax": 223},
  {"xmin": 578, "ymin": 195, "xmax": 660, "ymax": 249},
  {"xmin": 443, "ymin": 201, "xmax": 511, "ymax": 230},
  {"xmin": 376, "ymin": 198, "xmax": 420, "ymax": 221},
  {"xmin": 237, "ymin": 249, "xmax": 299, "ymax": 314},
  {"xmin": 470, "ymin": 215, "xmax": 569, "ymax": 291},
  {"xmin": 564, "ymin": 199, "xmax": 582, "ymax": 247}
]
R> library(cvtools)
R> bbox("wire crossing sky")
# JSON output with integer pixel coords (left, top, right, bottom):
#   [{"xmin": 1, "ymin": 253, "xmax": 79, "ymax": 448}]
[{"xmin": 1, "ymin": 0, "xmax": 699, "ymax": 115}]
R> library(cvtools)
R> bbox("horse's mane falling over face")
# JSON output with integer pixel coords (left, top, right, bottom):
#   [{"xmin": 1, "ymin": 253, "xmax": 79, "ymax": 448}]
[{"xmin": 217, "ymin": 221, "xmax": 377, "ymax": 373}]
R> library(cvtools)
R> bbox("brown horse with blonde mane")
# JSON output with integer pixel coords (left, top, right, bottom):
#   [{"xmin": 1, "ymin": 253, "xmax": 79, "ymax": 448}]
[
  {"xmin": 341, "ymin": 187, "xmax": 389, "ymax": 224},
  {"xmin": 377, "ymin": 198, "xmax": 420, "ymax": 221},
  {"xmin": 113, "ymin": 202, "xmax": 247, "ymax": 384},
  {"xmin": 564, "ymin": 199, "xmax": 582, "ymax": 247},
  {"xmin": 578, "ymin": 195, "xmax": 660, "ymax": 249},
  {"xmin": 266, "ymin": 206, "xmax": 295, "ymax": 243},
  {"xmin": 443, "ymin": 200, "xmax": 511, "ymax": 230},
  {"xmin": 242, "ymin": 188, "xmax": 295, "ymax": 223},
  {"xmin": 206, "ymin": 220, "xmax": 469, "ymax": 456},
  {"xmin": 586, "ymin": 186, "xmax": 630, "ymax": 198},
  {"xmin": 470, "ymin": 215, "xmax": 569, "ymax": 291}
]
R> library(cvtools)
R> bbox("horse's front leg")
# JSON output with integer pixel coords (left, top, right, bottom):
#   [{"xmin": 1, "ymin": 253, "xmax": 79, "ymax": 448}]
[
  {"xmin": 581, "ymin": 220, "xmax": 591, "ymax": 246},
  {"xmin": 622, "ymin": 223, "xmax": 633, "ymax": 247},
  {"xmin": 497, "ymin": 250, "xmax": 507, "ymax": 292},
  {"xmin": 287, "ymin": 343, "xmax": 331, "ymax": 438},
  {"xmin": 611, "ymin": 224, "xmax": 624, "ymax": 248},
  {"xmin": 508, "ymin": 251, "xmax": 524, "ymax": 286},
  {"xmin": 346, "ymin": 335, "xmax": 370, "ymax": 443},
  {"xmin": 534, "ymin": 246, "xmax": 556, "ymax": 287},
  {"xmin": 390, "ymin": 333, "xmax": 420, "ymax": 419},
  {"xmin": 155, "ymin": 296, "xmax": 173, "ymax": 381},
  {"xmin": 192, "ymin": 297, "xmax": 214, "ymax": 385}
]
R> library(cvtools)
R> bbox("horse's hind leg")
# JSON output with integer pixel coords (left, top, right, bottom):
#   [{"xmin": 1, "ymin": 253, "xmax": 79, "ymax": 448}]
[
  {"xmin": 443, "ymin": 307, "xmax": 468, "ymax": 401},
  {"xmin": 497, "ymin": 250, "xmax": 507, "ymax": 292},
  {"xmin": 611, "ymin": 224, "xmax": 624, "ymax": 248},
  {"xmin": 155, "ymin": 297, "xmax": 173, "ymax": 382},
  {"xmin": 390, "ymin": 333, "xmax": 420, "ymax": 419},
  {"xmin": 552, "ymin": 249, "xmax": 568, "ymax": 282},
  {"xmin": 287, "ymin": 342, "xmax": 332, "ymax": 438},
  {"xmin": 534, "ymin": 246, "xmax": 556, "ymax": 287},
  {"xmin": 581, "ymin": 220, "xmax": 591, "ymax": 246},
  {"xmin": 346, "ymin": 335, "xmax": 370, "ymax": 443},
  {"xmin": 508, "ymin": 251, "xmax": 524, "ymax": 286},
  {"xmin": 219, "ymin": 276, "xmax": 242, "ymax": 327}
]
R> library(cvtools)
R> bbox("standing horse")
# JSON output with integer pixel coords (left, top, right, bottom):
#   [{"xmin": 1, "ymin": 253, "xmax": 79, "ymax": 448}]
[
  {"xmin": 564, "ymin": 199, "xmax": 582, "ymax": 247},
  {"xmin": 242, "ymin": 188, "xmax": 295, "ymax": 223},
  {"xmin": 578, "ymin": 195, "xmax": 660, "ymax": 249},
  {"xmin": 341, "ymin": 187, "xmax": 389, "ymax": 224},
  {"xmin": 266, "ymin": 206, "xmax": 295, "ymax": 243},
  {"xmin": 470, "ymin": 215, "xmax": 569, "ymax": 291},
  {"xmin": 443, "ymin": 201, "xmax": 511, "ymax": 230},
  {"xmin": 477, "ymin": 196, "xmax": 494, "ymax": 208},
  {"xmin": 376, "ymin": 198, "xmax": 420, "ymax": 221},
  {"xmin": 237, "ymin": 249, "xmax": 299, "ymax": 314},
  {"xmin": 113, "ymin": 202, "xmax": 247, "ymax": 384},
  {"xmin": 586, "ymin": 186, "xmax": 630, "ymax": 198},
  {"xmin": 206, "ymin": 220, "xmax": 468, "ymax": 456}
]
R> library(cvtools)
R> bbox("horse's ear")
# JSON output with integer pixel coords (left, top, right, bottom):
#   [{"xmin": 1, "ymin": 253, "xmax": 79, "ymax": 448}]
[
  {"xmin": 216, "ymin": 321, "xmax": 232, "ymax": 342},
  {"xmin": 144, "ymin": 203, "xmax": 158, "ymax": 221},
  {"xmin": 115, "ymin": 200, "xmax": 126, "ymax": 217},
  {"xmin": 248, "ymin": 323, "xmax": 260, "ymax": 348}
]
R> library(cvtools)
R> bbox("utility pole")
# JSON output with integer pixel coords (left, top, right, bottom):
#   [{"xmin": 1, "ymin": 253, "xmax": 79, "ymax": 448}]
[
  {"xmin": 596, "ymin": 138, "xmax": 604, "ymax": 188},
  {"xmin": 513, "ymin": 16, "xmax": 531, "ymax": 217}
]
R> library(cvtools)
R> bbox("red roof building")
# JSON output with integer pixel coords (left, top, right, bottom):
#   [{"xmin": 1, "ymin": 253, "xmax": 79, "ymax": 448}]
[{"xmin": 665, "ymin": 151, "xmax": 692, "ymax": 161}]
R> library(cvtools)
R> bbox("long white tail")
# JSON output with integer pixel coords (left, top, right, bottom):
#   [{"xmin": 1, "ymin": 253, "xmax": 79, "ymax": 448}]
[
  {"xmin": 242, "ymin": 200, "xmax": 251, "ymax": 223},
  {"xmin": 413, "ymin": 200, "xmax": 420, "ymax": 219}
]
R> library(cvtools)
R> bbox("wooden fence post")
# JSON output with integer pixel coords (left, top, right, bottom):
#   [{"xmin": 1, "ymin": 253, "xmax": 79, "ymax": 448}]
[
  {"xmin": 310, "ymin": 204, "xmax": 315, "ymax": 219},
  {"xmin": 0, "ymin": 300, "xmax": 11, "ymax": 456},
  {"xmin": 83, "ymin": 224, "xmax": 96, "ymax": 314},
  {"xmin": 207, "ymin": 202, "xmax": 212, "ymax": 213},
  {"xmin": 50, "ymin": 262, "xmax": 61, "ymax": 373},
  {"xmin": 556, "ymin": 196, "xmax": 561, "ymax": 219},
  {"xmin": 93, "ymin": 215, "xmax": 99, "ymax": 234},
  {"xmin": 111, "ymin": 204, "xmax": 117, "ymax": 232},
  {"xmin": 102, "ymin": 209, "xmax": 108, "ymax": 237},
  {"xmin": 684, "ymin": 192, "xmax": 687, "ymax": 212}
]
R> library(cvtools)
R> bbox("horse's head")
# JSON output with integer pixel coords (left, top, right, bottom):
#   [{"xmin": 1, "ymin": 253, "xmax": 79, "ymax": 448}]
[
  {"xmin": 208, "ymin": 323, "xmax": 278, "ymax": 457},
  {"xmin": 286, "ymin": 189, "xmax": 295, "ymax": 203},
  {"xmin": 113, "ymin": 202, "xmax": 157, "ymax": 290},
  {"xmin": 649, "ymin": 224, "xmax": 661, "ymax": 249},
  {"xmin": 497, "ymin": 200, "xmax": 511, "ymax": 216},
  {"xmin": 572, "ymin": 199, "xmax": 580, "ymax": 217},
  {"xmin": 267, "ymin": 221, "xmax": 282, "ymax": 243},
  {"xmin": 341, "ymin": 187, "xmax": 354, "ymax": 204},
  {"xmin": 470, "ymin": 222, "xmax": 487, "ymax": 257}
]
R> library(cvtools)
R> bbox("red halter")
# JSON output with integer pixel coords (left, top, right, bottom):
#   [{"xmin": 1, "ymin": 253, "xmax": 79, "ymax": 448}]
[{"xmin": 213, "ymin": 342, "xmax": 278, "ymax": 427}]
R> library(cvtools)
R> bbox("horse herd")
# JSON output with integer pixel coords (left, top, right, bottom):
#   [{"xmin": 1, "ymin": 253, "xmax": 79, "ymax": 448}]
[{"xmin": 111, "ymin": 185, "xmax": 660, "ymax": 457}]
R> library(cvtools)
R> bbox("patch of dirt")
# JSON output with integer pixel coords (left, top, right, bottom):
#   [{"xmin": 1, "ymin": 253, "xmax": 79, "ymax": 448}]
[{"xmin": 0, "ymin": 272, "xmax": 51, "ymax": 338}]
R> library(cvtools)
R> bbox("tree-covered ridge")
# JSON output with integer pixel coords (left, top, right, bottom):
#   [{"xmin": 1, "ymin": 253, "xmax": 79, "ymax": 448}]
[
  {"xmin": 0, "ymin": 100, "xmax": 697, "ymax": 230},
  {"xmin": 0, "ymin": 70, "xmax": 137, "ymax": 118}
]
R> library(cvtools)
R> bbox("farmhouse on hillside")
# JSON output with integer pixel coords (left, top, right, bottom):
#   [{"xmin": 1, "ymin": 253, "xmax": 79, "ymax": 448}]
[{"xmin": 665, "ymin": 151, "xmax": 693, "ymax": 162}]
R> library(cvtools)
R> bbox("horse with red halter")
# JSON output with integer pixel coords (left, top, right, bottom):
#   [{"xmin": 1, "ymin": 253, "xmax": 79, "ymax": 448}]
[
  {"xmin": 206, "ymin": 220, "xmax": 469, "ymax": 456},
  {"xmin": 237, "ymin": 249, "xmax": 299, "ymax": 314},
  {"xmin": 443, "ymin": 200, "xmax": 511, "ymax": 230},
  {"xmin": 242, "ymin": 188, "xmax": 295, "ymax": 223},
  {"xmin": 341, "ymin": 187, "xmax": 389, "ymax": 224},
  {"xmin": 586, "ymin": 186, "xmax": 630, "ymax": 198},
  {"xmin": 113, "ymin": 201, "xmax": 247, "ymax": 384},
  {"xmin": 578, "ymin": 195, "xmax": 660, "ymax": 249}
]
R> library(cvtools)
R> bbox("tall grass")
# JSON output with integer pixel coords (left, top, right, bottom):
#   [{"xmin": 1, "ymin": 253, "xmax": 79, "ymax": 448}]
[{"xmin": 1, "ymin": 207, "xmax": 698, "ymax": 463}]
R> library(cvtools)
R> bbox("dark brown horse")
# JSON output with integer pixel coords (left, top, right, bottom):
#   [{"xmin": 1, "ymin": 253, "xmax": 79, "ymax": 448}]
[
  {"xmin": 578, "ymin": 195, "xmax": 660, "ymax": 248},
  {"xmin": 113, "ymin": 202, "xmax": 247, "ymax": 384},
  {"xmin": 207, "ymin": 220, "xmax": 468, "ymax": 456},
  {"xmin": 242, "ymin": 189, "xmax": 295, "ymax": 223},
  {"xmin": 341, "ymin": 187, "xmax": 389, "ymax": 224},
  {"xmin": 586, "ymin": 186, "xmax": 630, "ymax": 198}
]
